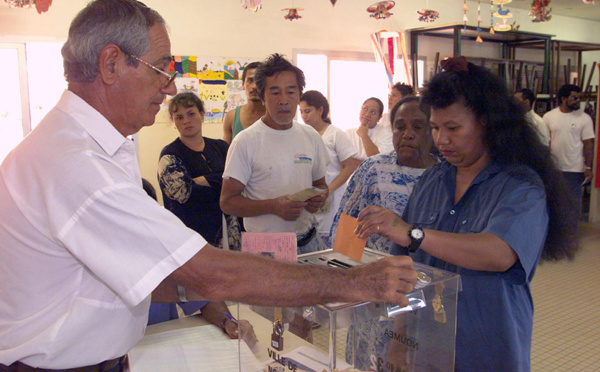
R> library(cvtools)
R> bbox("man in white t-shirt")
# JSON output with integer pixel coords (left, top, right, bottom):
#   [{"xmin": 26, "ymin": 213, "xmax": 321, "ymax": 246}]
[
  {"xmin": 515, "ymin": 88, "xmax": 550, "ymax": 146},
  {"xmin": 543, "ymin": 84, "xmax": 595, "ymax": 216},
  {"xmin": 221, "ymin": 54, "xmax": 330, "ymax": 254}
]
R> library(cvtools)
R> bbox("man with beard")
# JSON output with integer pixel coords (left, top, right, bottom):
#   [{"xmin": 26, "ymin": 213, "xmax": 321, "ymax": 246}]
[
  {"xmin": 543, "ymin": 84, "xmax": 595, "ymax": 218},
  {"xmin": 223, "ymin": 61, "xmax": 266, "ymax": 144},
  {"xmin": 221, "ymin": 53, "xmax": 329, "ymax": 254}
]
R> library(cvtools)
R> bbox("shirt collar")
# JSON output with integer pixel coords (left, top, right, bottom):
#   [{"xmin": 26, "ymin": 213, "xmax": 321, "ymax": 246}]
[
  {"xmin": 440, "ymin": 160, "xmax": 503, "ymax": 186},
  {"xmin": 56, "ymin": 90, "xmax": 129, "ymax": 157}
]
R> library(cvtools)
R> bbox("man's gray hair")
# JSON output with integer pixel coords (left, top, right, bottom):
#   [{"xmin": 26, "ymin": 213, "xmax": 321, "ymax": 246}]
[{"xmin": 61, "ymin": 0, "xmax": 165, "ymax": 83}]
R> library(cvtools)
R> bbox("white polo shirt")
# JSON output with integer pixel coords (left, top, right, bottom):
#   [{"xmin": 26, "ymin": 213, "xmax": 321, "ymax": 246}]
[{"xmin": 0, "ymin": 90, "xmax": 204, "ymax": 368}]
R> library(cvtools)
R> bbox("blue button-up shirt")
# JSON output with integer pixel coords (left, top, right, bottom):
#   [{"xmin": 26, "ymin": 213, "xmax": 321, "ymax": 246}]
[{"xmin": 403, "ymin": 161, "xmax": 548, "ymax": 372}]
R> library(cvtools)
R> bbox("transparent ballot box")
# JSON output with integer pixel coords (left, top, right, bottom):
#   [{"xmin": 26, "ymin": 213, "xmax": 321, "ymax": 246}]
[{"xmin": 236, "ymin": 249, "xmax": 462, "ymax": 372}]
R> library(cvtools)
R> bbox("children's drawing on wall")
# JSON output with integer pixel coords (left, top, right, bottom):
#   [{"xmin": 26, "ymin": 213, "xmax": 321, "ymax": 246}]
[
  {"xmin": 155, "ymin": 55, "xmax": 254, "ymax": 124},
  {"xmin": 175, "ymin": 78, "xmax": 200, "ymax": 94},
  {"xmin": 196, "ymin": 56, "xmax": 254, "ymax": 122},
  {"xmin": 200, "ymin": 80, "xmax": 228, "ymax": 124},
  {"xmin": 197, "ymin": 57, "xmax": 252, "ymax": 81},
  {"xmin": 227, "ymin": 80, "xmax": 247, "ymax": 112},
  {"xmin": 170, "ymin": 56, "xmax": 198, "ymax": 78}
]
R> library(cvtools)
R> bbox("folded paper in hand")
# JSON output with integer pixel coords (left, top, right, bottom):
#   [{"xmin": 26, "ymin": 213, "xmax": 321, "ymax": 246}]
[
  {"xmin": 332, "ymin": 213, "xmax": 367, "ymax": 262},
  {"xmin": 287, "ymin": 187, "xmax": 327, "ymax": 202}
]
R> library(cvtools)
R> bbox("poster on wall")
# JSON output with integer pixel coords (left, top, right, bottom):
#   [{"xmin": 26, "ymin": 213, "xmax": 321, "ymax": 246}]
[
  {"xmin": 200, "ymin": 80, "xmax": 228, "ymax": 124},
  {"xmin": 196, "ymin": 56, "xmax": 254, "ymax": 123},
  {"xmin": 157, "ymin": 55, "xmax": 254, "ymax": 124}
]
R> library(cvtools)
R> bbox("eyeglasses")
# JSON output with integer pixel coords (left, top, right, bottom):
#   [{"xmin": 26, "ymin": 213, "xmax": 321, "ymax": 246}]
[{"xmin": 129, "ymin": 54, "xmax": 177, "ymax": 89}]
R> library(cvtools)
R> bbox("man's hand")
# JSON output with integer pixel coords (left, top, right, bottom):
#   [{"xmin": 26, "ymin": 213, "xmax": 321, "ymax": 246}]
[
  {"xmin": 305, "ymin": 188, "xmax": 329, "ymax": 213},
  {"xmin": 583, "ymin": 168, "xmax": 593, "ymax": 185},
  {"xmin": 354, "ymin": 256, "xmax": 417, "ymax": 306},
  {"xmin": 355, "ymin": 205, "xmax": 410, "ymax": 246},
  {"xmin": 223, "ymin": 318, "xmax": 257, "ymax": 348},
  {"xmin": 272, "ymin": 196, "xmax": 306, "ymax": 221}
]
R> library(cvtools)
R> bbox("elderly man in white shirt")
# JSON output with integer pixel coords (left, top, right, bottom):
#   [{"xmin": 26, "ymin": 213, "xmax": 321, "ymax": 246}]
[{"xmin": 0, "ymin": 1, "xmax": 417, "ymax": 371}]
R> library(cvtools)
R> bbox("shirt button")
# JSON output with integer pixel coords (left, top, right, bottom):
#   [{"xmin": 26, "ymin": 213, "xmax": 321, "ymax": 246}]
[{"xmin": 449, "ymin": 210, "xmax": 456, "ymax": 215}]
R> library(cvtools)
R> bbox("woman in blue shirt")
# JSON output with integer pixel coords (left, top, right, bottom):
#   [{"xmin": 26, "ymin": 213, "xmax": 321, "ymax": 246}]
[{"xmin": 355, "ymin": 57, "xmax": 579, "ymax": 371}]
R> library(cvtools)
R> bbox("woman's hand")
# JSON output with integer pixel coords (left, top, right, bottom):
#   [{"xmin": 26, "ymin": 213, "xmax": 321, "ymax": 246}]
[{"xmin": 356, "ymin": 205, "xmax": 410, "ymax": 246}]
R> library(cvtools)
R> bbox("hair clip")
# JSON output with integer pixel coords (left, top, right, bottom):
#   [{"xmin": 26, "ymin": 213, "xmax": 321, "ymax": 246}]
[{"xmin": 440, "ymin": 56, "xmax": 469, "ymax": 73}]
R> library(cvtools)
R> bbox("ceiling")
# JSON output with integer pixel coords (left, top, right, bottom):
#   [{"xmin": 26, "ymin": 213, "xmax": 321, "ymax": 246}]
[{"xmin": 509, "ymin": 0, "xmax": 600, "ymax": 22}]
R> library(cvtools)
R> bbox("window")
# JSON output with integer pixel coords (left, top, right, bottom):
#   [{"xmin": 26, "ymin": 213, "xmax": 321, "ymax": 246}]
[
  {"xmin": 295, "ymin": 50, "xmax": 425, "ymax": 131},
  {"xmin": 0, "ymin": 42, "xmax": 66, "ymax": 163}
]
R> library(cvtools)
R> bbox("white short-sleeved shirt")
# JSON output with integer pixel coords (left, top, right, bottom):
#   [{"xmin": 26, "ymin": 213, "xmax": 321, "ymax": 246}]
[
  {"xmin": 543, "ymin": 107, "xmax": 595, "ymax": 172},
  {"xmin": 223, "ymin": 119, "xmax": 328, "ymax": 235},
  {"xmin": 0, "ymin": 90, "xmax": 204, "ymax": 368},
  {"xmin": 317, "ymin": 125, "xmax": 358, "ymax": 235},
  {"xmin": 526, "ymin": 109, "xmax": 551, "ymax": 146},
  {"xmin": 345, "ymin": 123, "xmax": 394, "ymax": 160}
]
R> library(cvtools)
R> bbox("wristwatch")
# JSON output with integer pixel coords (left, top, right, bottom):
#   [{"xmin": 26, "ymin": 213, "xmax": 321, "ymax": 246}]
[{"xmin": 407, "ymin": 226, "xmax": 424, "ymax": 252}]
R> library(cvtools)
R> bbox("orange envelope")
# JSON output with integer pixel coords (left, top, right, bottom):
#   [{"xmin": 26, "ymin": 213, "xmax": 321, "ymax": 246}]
[{"xmin": 332, "ymin": 213, "xmax": 367, "ymax": 262}]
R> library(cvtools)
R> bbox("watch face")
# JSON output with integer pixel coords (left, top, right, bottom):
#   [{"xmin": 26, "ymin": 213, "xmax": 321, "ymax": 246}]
[{"xmin": 411, "ymin": 228, "xmax": 424, "ymax": 240}]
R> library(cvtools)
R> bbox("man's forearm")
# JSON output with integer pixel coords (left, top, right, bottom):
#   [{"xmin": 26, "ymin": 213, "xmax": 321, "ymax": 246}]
[
  {"xmin": 221, "ymin": 194, "xmax": 275, "ymax": 217},
  {"xmin": 583, "ymin": 139, "xmax": 594, "ymax": 169},
  {"xmin": 172, "ymin": 245, "xmax": 416, "ymax": 308}
]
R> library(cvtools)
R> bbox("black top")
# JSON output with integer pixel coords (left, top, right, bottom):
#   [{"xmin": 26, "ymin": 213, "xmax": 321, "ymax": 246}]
[{"xmin": 158, "ymin": 137, "xmax": 229, "ymax": 246}]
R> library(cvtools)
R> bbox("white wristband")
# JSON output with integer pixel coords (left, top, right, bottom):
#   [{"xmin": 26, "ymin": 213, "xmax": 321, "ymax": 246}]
[{"xmin": 177, "ymin": 285, "xmax": 188, "ymax": 303}]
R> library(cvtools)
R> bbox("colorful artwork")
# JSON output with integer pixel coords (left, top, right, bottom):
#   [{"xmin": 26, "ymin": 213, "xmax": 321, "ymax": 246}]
[
  {"xmin": 175, "ymin": 78, "xmax": 200, "ymax": 95},
  {"xmin": 156, "ymin": 56, "xmax": 254, "ymax": 124},
  {"xmin": 199, "ymin": 80, "xmax": 227, "ymax": 124},
  {"xmin": 370, "ymin": 31, "xmax": 411, "ymax": 87},
  {"xmin": 170, "ymin": 56, "xmax": 197, "ymax": 78},
  {"xmin": 197, "ymin": 57, "xmax": 250, "ymax": 80},
  {"xmin": 227, "ymin": 80, "xmax": 247, "ymax": 111}
]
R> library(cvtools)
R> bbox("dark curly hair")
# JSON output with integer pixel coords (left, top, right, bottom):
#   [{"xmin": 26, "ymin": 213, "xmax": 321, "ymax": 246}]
[
  {"xmin": 254, "ymin": 53, "xmax": 305, "ymax": 100},
  {"xmin": 421, "ymin": 59, "xmax": 579, "ymax": 261}
]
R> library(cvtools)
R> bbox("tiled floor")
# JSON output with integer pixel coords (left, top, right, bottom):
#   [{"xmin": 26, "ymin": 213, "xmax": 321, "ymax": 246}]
[{"xmin": 530, "ymin": 222, "xmax": 600, "ymax": 371}]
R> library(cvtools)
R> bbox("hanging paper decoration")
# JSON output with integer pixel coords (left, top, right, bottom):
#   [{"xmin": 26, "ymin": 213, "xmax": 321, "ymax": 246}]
[
  {"xmin": 241, "ymin": 0, "xmax": 262, "ymax": 13},
  {"xmin": 416, "ymin": 9, "xmax": 439, "ymax": 23},
  {"xmin": 492, "ymin": 4, "xmax": 513, "ymax": 31},
  {"xmin": 370, "ymin": 30, "xmax": 412, "ymax": 87},
  {"xmin": 476, "ymin": 0, "xmax": 483, "ymax": 42},
  {"xmin": 367, "ymin": 1, "xmax": 395, "ymax": 20},
  {"xmin": 282, "ymin": 8, "xmax": 304, "ymax": 21},
  {"xmin": 529, "ymin": 0, "xmax": 552, "ymax": 22},
  {"xmin": 463, "ymin": 0, "xmax": 468, "ymax": 30},
  {"xmin": 4, "ymin": 0, "xmax": 52, "ymax": 14}
]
